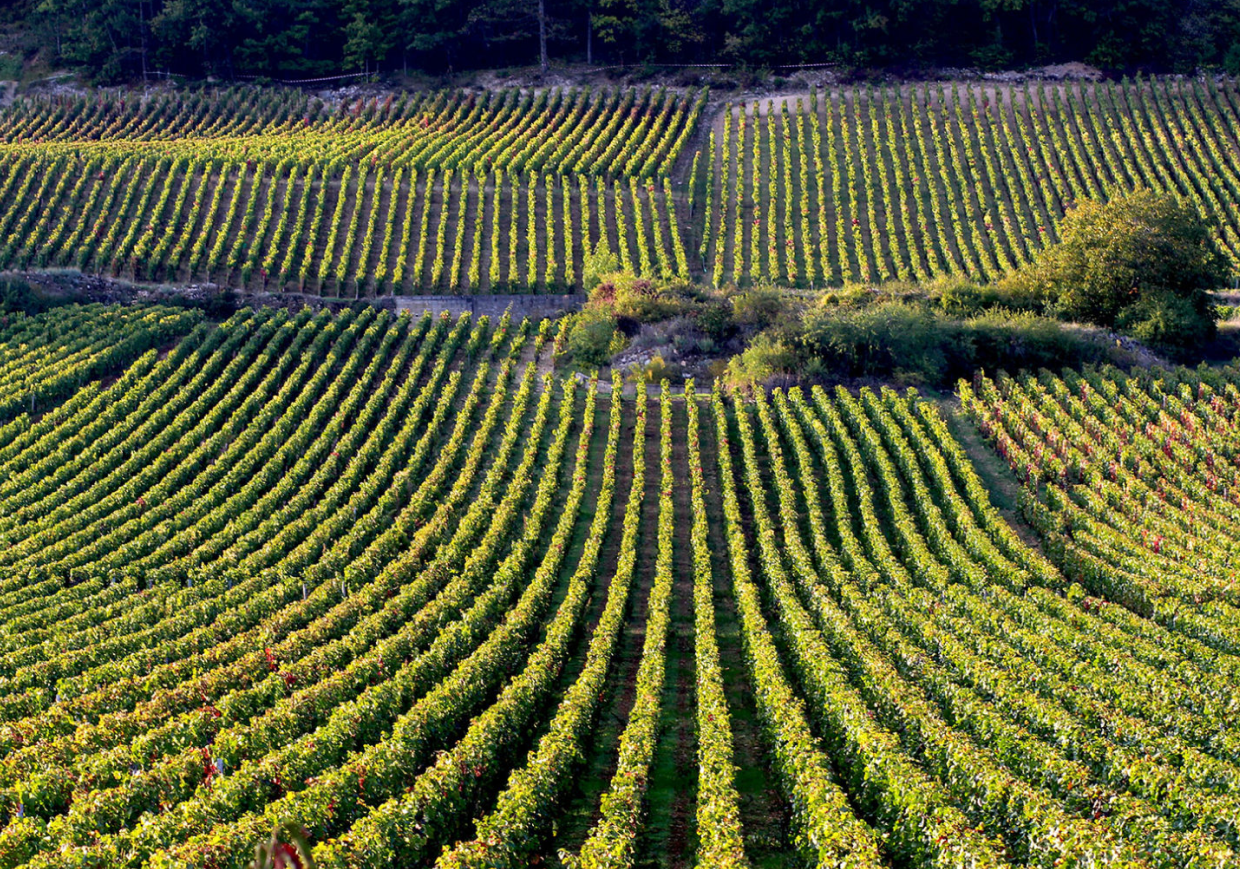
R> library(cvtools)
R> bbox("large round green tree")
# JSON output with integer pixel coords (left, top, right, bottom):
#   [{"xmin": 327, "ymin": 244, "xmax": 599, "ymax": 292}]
[{"xmin": 1005, "ymin": 190, "xmax": 1227, "ymax": 350}]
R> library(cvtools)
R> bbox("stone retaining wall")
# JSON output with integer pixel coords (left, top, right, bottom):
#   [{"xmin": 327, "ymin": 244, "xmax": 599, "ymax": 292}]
[{"xmin": 392, "ymin": 294, "xmax": 585, "ymax": 320}]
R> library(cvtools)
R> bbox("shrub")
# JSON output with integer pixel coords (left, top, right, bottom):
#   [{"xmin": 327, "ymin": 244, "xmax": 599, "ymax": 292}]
[
  {"xmin": 965, "ymin": 308, "xmax": 1109, "ymax": 372},
  {"xmin": 731, "ymin": 284, "xmax": 794, "ymax": 327},
  {"xmin": 566, "ymin": 305, "xmax": 618, "ymax": 368},
  {"xmin": 782, "ymin": 297, "xmax": 1120, "ymax": 385},
  {"xmin": 932, "ymin": 277, "xmax": 1034, "ymax": 317},
  {"xmin": 1000, "ymin": 189, "xmax": 1226, "ymax": 348},
  {"xmin": 1115, "ymin": 289, "xmax": 1216, "ymax": 352},
  {"xmin": 583, "ymin": 249, "xmax": 620, "ymax": 292},
  {"xmin": 801, "ymin": 298, "xmax": 958, "ymax": 383},
  {"xmin": 0, "ymin": 279, "xmax": 65, "ymax": 315},
  {"xmin": 724, "ymin": 332, "xmax": 798, "ymax": 389},
  {"xmin": 690, "ymin": 296, "xmax": 734, "ymax": 340},
  {"xmin": 613, "ymin": 276, "xmax": 684, "ymax": 322},
  {"xmin": 627, "ymin": 354, "xmax": 672, "ymax": 383},
  {"xmin": 589, "ymin": 270, "xmax": 690, "ymax": 323}
]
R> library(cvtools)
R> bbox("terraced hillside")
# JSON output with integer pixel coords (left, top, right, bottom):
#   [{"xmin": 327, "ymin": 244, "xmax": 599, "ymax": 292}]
[
  {"xmin": 0, "ymin": 87, "xmax": 702, "ymax": 294},
  {"xmin": 7, "ymin": 78, "xmax": 1240, "ymax": 294},
  {"xmin": 0, "ymin": 305, "xmax": 1236, "ymax": 868},
  {"xmin": 692, "ymin": 78, "xmax": 1240, "ymax": 286}
]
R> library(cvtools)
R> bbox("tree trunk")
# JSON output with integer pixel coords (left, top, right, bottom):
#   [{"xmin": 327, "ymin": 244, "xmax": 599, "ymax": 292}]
[
  {"xmin": 539, "ymin": 0, "xmax": 548, "ymax": 72},
  {"xmin": 139, "ymin": 0, "xmax": 148, "ymax": 83},
  {"xmin": 587, "ymin": 8, "xmax": 592, "ymax": 65}
]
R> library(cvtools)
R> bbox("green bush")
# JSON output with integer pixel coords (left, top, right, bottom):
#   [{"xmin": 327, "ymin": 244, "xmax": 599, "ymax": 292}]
[
  {"xmin": 934, "ymin": 279, "xmax": 988, "ymax": 316},
  {"xmin": 690, "ymin": 296, "xmax": 734, "ymax": 340},
  {"xmin": 588, "ymin": 270, "xmax": 691, "ymax": 323},
  {"xmin": 816, "ymin": 283, "xmax": 872, "ymax": 309},
  {"xmin": 731, "ymin": 285, "xmax": 794, "ymax": 328},
  {"xmin": 801, "ymin": 298, "xmax": 957, "ymax": 383},
  {"xmin": 582, "ymin": 249, "xmax": 620, "ymax": 292},
  {"xmin": 1215, "ymin": 302, "xmax": 1240, "ymax": 322},
  {"xmin": 0, "ymin": 56, "xmax": 22, "ymax": 81},
  {"xmin": 965, "ymin": 308, "xmax": 1108, "ymax": 372},
  {"xmin": 1000, "ymin": 189, "xmax": 1226, "ymax": 349},
  {"xmin": 724, "ymin": 332, "xmax": 797, "ymax": 388},
  {"xmin": 783, "ymin": 297, "xmax": 1118, "ymax": 386},
  {"xmin": 1115, "ymin": 289, "xmax": 1216, "ymax": 352},
  {"xmin": 932, "ymin": 277, "xmax": 1036, "ymax": 317},
  {"xmin": 565, "ymin": 306, "xmax": 618, "ymax": 368},
  {"xmin": 0, "ymin": 279, "xmax": 67, "ymax": 315}
]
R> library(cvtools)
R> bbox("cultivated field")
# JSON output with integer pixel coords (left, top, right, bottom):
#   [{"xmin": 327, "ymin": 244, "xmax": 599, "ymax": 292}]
[
  {"xmin": 5, "ymin": 78, "xmax": 1240, "ymax": 293},
  {"xmin": 694, "ymin": 79, "xmax": 1240, "ymax": 286},
  {"xmin": 2, "ymin": 69, "xmax": 1240, "ymax": 869},
  {"xmin": 0, "ymin": 88, "xmax": 701, "ymax": 294},
  {"xmin": 0, "ymin": 305, "xmax": 1235, "ymax": 868},
  {"xmin": 965, "ymin": 365, "xmax": 1240, "ymax": 642}
]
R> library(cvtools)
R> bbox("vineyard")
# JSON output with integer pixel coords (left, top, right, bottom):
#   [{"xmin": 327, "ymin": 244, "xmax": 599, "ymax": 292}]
[
  {"xmin": 0, "ymin": 87, "xmax": 702, "ymax": 294},
  {"xmin": 694, "ymin": 77, "xmax": 1240, "ymax": 285},
  {"xmin": 0, "ymin": 304, "xmax": 199, "ymax": 418},
  {"xmin": 0, "ymin": 303, "xmax": 1232, "ymax": 868},
  {"xmin": 693, "ymin": 78, "xmax": 1240, "ymax": 286},
  {"xmin": 963, "ymin": 365, "xmax": 1240, "ymax": 650},
  {"xmin": 5, "ymin": 78, "xmax": 1240, "ymax": 293}
]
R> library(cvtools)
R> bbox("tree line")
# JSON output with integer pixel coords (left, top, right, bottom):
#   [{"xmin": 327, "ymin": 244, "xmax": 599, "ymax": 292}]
[{"xmin": 12, "ymin": 0, "xmax": 1240, "ymax": 83}]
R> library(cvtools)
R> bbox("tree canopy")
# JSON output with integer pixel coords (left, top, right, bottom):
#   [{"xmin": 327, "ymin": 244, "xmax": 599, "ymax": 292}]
[
  {"xmin": 22, "ymin": 0, "xmax": 1240, "ymax": 82},
  {"xmin": 1003, "ymin": 190, "xmax": 1227, "ymax": 350}
]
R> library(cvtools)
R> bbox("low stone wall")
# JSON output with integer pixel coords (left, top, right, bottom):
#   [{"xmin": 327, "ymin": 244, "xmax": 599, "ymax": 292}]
[
  {"xmin": 5, "ymin": 271, "xmax": 586, "ymax": 322},
  {"xmin": 393, "ymin": 293, "xmax": 585, "ymax": 320}
]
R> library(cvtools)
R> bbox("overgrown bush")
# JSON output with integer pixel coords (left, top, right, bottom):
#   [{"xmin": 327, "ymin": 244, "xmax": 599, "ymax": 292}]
[
  {"xmin": 582, "ymin": 249, "xmax": 621, "ymax": 292},
  {"xmin": 0, "ymin": 279, "xmax": 63, "ymax": 315},
  {"xmin": 564, "ymin": 305, "xmax": 618, "ymax": 368},
  {"xmin": 931, "ymin": 276, "xmax": 1036, "ymax": 317},
  {"xmin": 801, "ymin": 298, "xmax": 957, "ymax": 383},
  {"xmin": 999, "ymin": 190, "xmax": 1225, "ymax": 350},
  {"xmin": 591, "ymin": 273, "xmax": 686, "ymax": 322},
  {"xmin": 724, "ymin": 332, "xmax": 798, "ymax": 388},
  {"xmin": 965, "ymin": 307, "xmax": 1112, "ymax": 373},
  {"xmin": 1114, "ymin": 289, "xmax": 1216, "ymax": 350},
  {"xmin": 730, "ymin": 284, "xmax": 796, "ymax": 328},
  {"xmin": 690, "ymin": 296, "xmax": 734, "ymax": 341},
  {"xmin": 728, "ymin": 296, "xmax": 1125, "ymax": 388}
]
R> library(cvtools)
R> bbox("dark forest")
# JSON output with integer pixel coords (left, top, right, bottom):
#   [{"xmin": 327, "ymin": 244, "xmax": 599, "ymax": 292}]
[{"xmin": 9, "ymin": 0, "xmax": 1240, "ymax": 82}]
